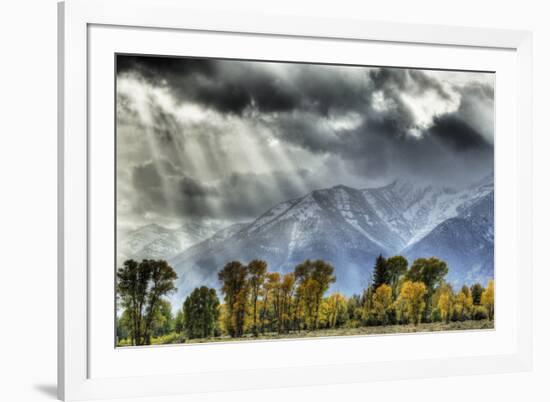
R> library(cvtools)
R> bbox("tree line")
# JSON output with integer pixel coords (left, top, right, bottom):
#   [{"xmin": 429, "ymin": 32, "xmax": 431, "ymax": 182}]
[{"xmin": 116, "ymin": 256, "xmax": 494, "ymax": 345}]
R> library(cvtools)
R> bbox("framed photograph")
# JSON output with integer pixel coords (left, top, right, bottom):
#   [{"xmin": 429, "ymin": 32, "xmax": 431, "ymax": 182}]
[{"xmin": 58, "ymin": 0, "xmax": 533, "ymax": 400}]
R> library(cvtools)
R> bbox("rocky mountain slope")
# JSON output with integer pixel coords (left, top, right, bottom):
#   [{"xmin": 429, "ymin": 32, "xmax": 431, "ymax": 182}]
[{"xmin": 165, "ymin": 175, "xmax": 494, "ymax": 304}]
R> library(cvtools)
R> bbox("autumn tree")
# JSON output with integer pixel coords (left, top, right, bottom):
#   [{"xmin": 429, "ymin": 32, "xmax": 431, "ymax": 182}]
[
  {"xmin": 302, "ymin": 277, "xmax": 321, "ymax": 329},
  {"xmin": 406, "ymin": 257, "xmax": 448, "ymax": 321},
  {"xmin": 461, "ymin": 285, "xmax": 471, "ymax": 299},
  {"xmin": 454, "ymin": 286, "xmax": 473, "ymax": 321},
  {"xmin": 117, "ymin": 259, "xmax": 177, "ymax": 345},
  {"xmin": 218, "ymin": 304, "xmax": 230, "ymax": 335},
  {"xmin": 453, "ymin": 292, "xmax": 467, "ymax": 321},
  {"xmin": 247, "ymin": 259, "xmax": 267, "ymax": 336},
  {"xmin": 183, "ymin": 286, "xmax": 220, "ymax": 339},
  {"xmin": 311, "ymin": 260, "xmax": 336, "ymax": 329},
  {"xmin": 361, "ymin": 285, "xmax": 376, "ymax": 325},
  {"xmin": 470, "ymin": 283, "xmax": 484, "ymax": 305},
  {"xmin": 261, "ymin": 272, "xmax": 281, "ymax": 333},
  {"xmin": 346, "ymin": 294, "xmax": 363, "ymax": 325},
  {"xmin": 397, "ymin": 281, "xmax": 427, "ymax": 325},
  {"xmin": 481, "ymin": 280, "xmax": 495, "ymax": 320},
  {"xmin": 279, "ymin": 273, "xmax": 296, "ymax": 332},
  {"xmin": 261, "ymin": 272, "xmax": 297, "ymax": 334},
  {"xmin": 294, "ymin": 259, "xmax": 336, "ymax": 330},
  {"xmin": 322, "ymin": 293, "xmax": 348, "ymax": 328},
  {"xmin": 436, "ymin": 284, "xmax": 454, "ymax": 323},
  {"xmin": 218, "ymin": 261, "xmax": 249, "ymax": 337},
  {"xmin": 372, "ymin": 284, "xmax": 393, "ymax": 325},
  {"xmin": 291, "ymin": 276, "xmax": 306, "ymax": 331},
  {"xmin": 386, "ymin": 256, "xmax": 408, "ymax": 295}
]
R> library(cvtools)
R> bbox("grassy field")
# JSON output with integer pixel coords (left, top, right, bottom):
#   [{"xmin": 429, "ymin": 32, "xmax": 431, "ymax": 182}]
[{"xmin": 118, "ymin": 320, "xmax": 494, "ymax": 347}]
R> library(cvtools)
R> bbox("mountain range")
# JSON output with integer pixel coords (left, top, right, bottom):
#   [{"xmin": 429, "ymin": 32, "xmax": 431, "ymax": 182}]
[
  {"xmin": 118, "ymin": 175, "xmax": 494, "ymax": 307},
  {"xmin": 117, "ymin": 220, "xmax": 228, "ymax": 266}
]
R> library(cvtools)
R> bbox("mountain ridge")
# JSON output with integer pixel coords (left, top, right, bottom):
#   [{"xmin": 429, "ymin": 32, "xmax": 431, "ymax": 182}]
[
  {"xmin": 163, "ymin": 175, "xmax": 493, "ymax": 305},
  {"xmin": 117, "ymin": 220, "xmax": 230, "ymax": 265}
]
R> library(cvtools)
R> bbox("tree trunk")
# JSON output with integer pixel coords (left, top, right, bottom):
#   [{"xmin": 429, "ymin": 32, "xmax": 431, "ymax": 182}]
[{"xmin": 252, "ymin": 291, "xmax": 258, "ymax": 336}]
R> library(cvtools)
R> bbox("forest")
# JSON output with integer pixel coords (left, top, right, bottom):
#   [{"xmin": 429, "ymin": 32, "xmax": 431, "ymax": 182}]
[{"xmin": 116, "ymin": 256, "xmax": 494, "ymax": 346}]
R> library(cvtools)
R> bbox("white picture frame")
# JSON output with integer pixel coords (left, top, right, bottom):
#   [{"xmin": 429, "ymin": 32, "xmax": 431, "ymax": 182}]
[{"xmin": 58, "ymin": 0, "xmax": 533, "ymax": 400}]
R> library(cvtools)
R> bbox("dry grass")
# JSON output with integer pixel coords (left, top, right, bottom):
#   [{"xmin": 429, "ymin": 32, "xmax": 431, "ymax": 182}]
[{"xmin": 115, "ymin": 320, "xmax": 493, "ymax": 346}]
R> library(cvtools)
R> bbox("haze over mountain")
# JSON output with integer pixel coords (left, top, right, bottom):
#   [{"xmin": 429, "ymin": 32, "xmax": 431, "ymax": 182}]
[
  {"xmin": 119, "ymin": 175, "xmax": 495, "ymax": 307},
  {"xmin": 117, "ymin": 220, "xmax": 228, "ymax": 266}
]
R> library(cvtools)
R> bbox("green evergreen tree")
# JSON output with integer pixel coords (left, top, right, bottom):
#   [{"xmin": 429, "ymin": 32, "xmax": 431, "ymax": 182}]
[
  {"xmin": 470, "ymin": 283, "xmax": 484, "ymax": 305},
  {"xmin": 372, "ymin": 254, "xmax": 390, "ymax": 290},
  {"xmin": 183, "ymin": 286, "xmax": 220, "ymax": 339}
]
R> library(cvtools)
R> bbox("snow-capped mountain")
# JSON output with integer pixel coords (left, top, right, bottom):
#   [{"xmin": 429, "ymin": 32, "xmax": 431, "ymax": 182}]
[
  {"xmin": 167, "ymin": 175, "xmax": 494, "ymax": 305},
  {"xmin": 363, "ymin": 173, "xmax": 493, "ymax": 246},
  {"xmin": 117, "ymin": 221, "xmax": 229, "ymax": 265},
  {"xmin": 403, "ymin": 191, "xmax": 494, "ymax": 287}
]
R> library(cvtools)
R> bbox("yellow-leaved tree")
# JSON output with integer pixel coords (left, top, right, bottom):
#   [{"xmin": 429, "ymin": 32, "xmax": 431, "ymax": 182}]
[
  {"xmin": 437, "ymin": 287, "xmax": 453, "ymax": 323},
  {"xmin": 373, "ymin": 284, "xmax": 393, "ymax": 325},
  {"xmin": 481, "ymin": 280, "xmax": 495, "ymax": 320},
  {"xmin": 397, "ymin": 281, "xmax": 427, "ymax": 325},
  {"xmin": 326, "ymin": 293, "xmax": 348, "ymax": 328},
  {"xmin": 454, "ymin": 288, "xmax": 474, "ymax": 321}
]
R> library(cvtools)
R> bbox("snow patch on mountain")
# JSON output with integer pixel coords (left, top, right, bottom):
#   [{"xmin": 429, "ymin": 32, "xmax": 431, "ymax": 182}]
[{"xmin": 362, "ymin": 175, "xmax": 493, "ymax": 247}]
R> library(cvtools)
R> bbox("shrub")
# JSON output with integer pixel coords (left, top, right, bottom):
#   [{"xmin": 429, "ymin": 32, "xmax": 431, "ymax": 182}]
[
  {"xmin": 472, "ymin": 305, "xmax": 489, "ymax": 320},
  {"xmin": 431, "ymin": 308, "xmax": 442, "ymax": 322},
  {"xmin": 450, "ymin": 309, "xmax": 460, "ymax": 322},
  {"xmin": 151, "ymin": 333, "xmax": 186, "ymax": 345}
]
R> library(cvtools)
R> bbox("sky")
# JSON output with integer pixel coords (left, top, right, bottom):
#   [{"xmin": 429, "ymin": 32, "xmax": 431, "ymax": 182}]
[{"xmin": 116, "ymin": 55, "xmax": 494, "ymax": 230}]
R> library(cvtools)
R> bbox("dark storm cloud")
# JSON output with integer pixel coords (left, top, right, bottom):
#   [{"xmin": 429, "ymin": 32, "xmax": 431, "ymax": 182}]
[
  {"xmin": 117, "ymin": 55, "xmax": 217, "ymax": 82},
  {"xmin": 118, "ymin": 55, "xmax": 384, "ymax": 117},
  {"xmin": 428, "ymin": 115, "xmax": 491, "ymax": 151},
  {"xmin": 255, "ymin": 72, "xmax": 493, "ymax": 184},
  {"xmin": 452, "ymin": 82, "xmax": 494, "ymax": 143},
  {"xmin": 346, "ymin": 119, "xmax": 492, "ymax": 184},
  {"xmin": 118, "ymin": 55, "xmax": 470, "ymax": 136},
  {"xmin": 117, "ymin": 55, "xmax": 494, "ymax": 223},
  {"xmin": 118, "ymin": 55, "xmax": 300, "ymax": 115},
  {"xmin": 131, "ymin": 160, "xmax": 217, "ymax": 216},
  {"xmin": 118, "ymin": 56, "xmax": 488, "ymax": 138},
  {"xmin": 178, "ymin": 176, "xmax": 219, "ymax": 197},
  {"xmin": 368, "ymin": 68, "xmax": 450, "ymax": 99},
  {"xmin": 366, "ymin": 68, "xmax": 451, "ymax": 129},
  {"xmin": 272, "ymin": 68, "xmax": 491, "ymax": 166},
  {"xmin": 130, "ymin": 159, "xmax": 318, "ymax": 220}
]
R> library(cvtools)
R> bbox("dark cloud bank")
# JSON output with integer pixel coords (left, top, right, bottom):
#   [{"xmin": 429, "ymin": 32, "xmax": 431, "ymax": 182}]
[{"xmin": 116, "ymin": 55, "xmax": 494, "ymax": 226}]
